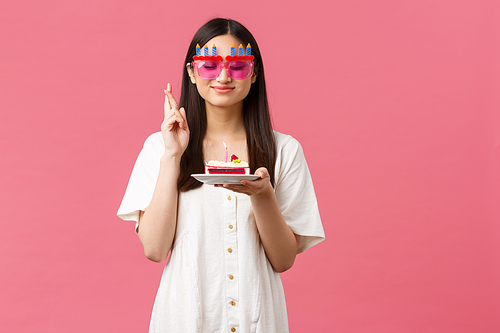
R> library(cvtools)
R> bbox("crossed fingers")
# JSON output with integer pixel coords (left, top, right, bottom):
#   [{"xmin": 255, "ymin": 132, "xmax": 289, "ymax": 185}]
[{"xmin": 163, "ymin": 83, "xmax": 187, "ymax": 131}]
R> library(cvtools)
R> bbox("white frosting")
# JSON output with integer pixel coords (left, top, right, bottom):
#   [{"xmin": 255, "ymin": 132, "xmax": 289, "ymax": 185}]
[{"xmin": 206, "ymin": 160, "xmax": 249, "ymax": 167}]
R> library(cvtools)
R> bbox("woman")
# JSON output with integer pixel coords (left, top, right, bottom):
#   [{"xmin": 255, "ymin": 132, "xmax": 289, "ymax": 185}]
[{"xmin": 118, "ymin": 18, "xmax": 325, "ymax": 333}]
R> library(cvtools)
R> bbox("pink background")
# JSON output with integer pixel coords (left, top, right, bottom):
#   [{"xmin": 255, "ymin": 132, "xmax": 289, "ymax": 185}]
[{"xmin": 1, "ymin": 0, "xmax": 499, "ymax": 332}]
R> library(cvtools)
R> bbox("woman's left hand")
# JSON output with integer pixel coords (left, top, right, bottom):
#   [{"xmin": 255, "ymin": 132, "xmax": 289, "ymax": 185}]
[{"xmin": 216, "ymin": 167, "xmax": 272, "ymax": 197}]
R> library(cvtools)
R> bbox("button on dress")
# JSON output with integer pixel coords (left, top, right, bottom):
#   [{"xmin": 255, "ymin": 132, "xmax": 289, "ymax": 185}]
[{"xmin": 118, "ymin": 131, "xmax": 325, "ymax": 333}]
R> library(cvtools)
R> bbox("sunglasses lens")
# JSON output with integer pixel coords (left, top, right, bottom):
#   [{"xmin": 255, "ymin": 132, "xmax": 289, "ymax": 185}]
[
  {"xmin": 197, "ymin": 61, "xmax": 219, "ymax": 78},
  {"xmin": 227, "ymin": 61, "xmax": 251, "ymax": 79}
]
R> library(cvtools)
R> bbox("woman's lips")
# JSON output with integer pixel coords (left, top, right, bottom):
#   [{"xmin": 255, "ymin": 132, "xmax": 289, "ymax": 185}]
[{"xmin": 212, "ymin": 86, "xmax": 234, "ymax": 93}]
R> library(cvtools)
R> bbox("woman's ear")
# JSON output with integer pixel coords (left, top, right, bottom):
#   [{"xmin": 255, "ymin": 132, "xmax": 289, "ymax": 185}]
[
  {"xmin": 186, "ymin": 63, "xmax": 197, "ymax": 84},
  {"xmin": 251, "ymin": 70, "xmax": 257, "ymax": 84}
]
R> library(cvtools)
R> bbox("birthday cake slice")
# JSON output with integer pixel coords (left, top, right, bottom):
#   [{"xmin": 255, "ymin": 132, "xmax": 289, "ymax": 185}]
[{"xmin": 205, "ymin": 154, "xmax": 250, "ymax": 175}]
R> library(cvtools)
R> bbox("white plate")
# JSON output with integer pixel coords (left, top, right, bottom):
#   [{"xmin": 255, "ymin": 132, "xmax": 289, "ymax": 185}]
[{"xmin": 191, "ymin": 174, "xmax": 260, "ymax": 185}]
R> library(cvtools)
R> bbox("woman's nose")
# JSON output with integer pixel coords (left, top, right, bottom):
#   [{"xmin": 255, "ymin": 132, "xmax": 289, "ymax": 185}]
[{"xmin": 217, "ymin": 65, "xmax": 231, "ymax": 83}]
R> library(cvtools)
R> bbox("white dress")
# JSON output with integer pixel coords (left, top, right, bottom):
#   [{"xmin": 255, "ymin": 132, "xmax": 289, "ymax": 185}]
[{"xmin": 117, "ymin": 131, "xmax": 325, "ymax": 333}]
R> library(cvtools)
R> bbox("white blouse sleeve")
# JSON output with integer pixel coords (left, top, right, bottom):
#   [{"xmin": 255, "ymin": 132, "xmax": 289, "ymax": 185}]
[
  {"xmin": 117, "ymin": 132, "xmax": 163, "ymax": 233},
  {"xmin": 274, "ymin": 134, "xmax": 325, "ymax": 253}
]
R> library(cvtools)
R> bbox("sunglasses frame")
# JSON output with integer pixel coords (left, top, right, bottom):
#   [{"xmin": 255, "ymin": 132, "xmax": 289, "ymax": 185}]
[{"xmin": 191, "ymin": 59, "xmax": 255, "ymax": 80}]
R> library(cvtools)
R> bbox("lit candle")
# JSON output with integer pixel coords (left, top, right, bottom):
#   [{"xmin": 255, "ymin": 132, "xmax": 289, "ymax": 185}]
[
  {"xmin": 238, "ymin": 44, "xmax": 243, "ymax": 56},
  {"xmin": 246, "ymin": 43, "xmax": 251, "ymax": 56},
  {"xmin": 212, "ymin": 44, "xmax": 217, "ymax": 56},
  {"xmin": 196, "ymin": 44, "xmax": 201, "ymax": 56},
  {"xmin": 223, "ymin": 142, "xmax": 228, "ymax": 162},
  {"xmin": 204, "ymin": 44, "xmax": 209, "ymax": 56},
  {"xmin": 231, "ymin": 44, "xmax": 235, "ymax": 56}
]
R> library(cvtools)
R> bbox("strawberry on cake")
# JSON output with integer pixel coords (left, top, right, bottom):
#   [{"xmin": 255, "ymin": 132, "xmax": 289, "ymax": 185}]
[{"xmin": 205, "ymin": 154, "xmax": 250, "ymax": 175}]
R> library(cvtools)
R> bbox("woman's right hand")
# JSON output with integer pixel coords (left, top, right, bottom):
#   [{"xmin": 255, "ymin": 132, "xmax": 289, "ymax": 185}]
[{"xmin": 161, "ymin": 83, "xmax": 190, "ymax": 159}]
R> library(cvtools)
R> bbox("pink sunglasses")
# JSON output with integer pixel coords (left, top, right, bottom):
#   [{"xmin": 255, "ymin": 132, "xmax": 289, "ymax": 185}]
[{"xmin": 192, "ymin": 59, "xmax": 255, "ymax": 80}]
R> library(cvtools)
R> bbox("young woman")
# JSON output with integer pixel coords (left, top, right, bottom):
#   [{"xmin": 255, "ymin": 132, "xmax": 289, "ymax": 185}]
[{"xmin": 118, "ymin": 18, "xmax": 325, "ymax": 333}]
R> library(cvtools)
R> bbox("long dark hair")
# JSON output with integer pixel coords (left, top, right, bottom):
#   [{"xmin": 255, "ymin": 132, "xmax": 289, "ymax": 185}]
[{"xmin": 178, "ymin": 18, "xmax": 276, "ymax": 192}]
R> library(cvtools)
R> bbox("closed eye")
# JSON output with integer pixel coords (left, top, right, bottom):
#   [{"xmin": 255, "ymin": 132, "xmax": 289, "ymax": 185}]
[{"xmin": 201, "ymin": 61, "xmax": 218, "ymax": 70}]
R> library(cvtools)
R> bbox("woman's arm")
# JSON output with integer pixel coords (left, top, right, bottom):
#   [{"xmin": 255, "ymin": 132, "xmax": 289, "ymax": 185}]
[
  {"xmin": 138, "ymin": 156, "xmax": 180, "ymax": 262},
  {"xmin": 250, "ymin": 181, "xmax": 301, "ymax": 273},
  {"xmin": 138, "ymin": 84, "xmax": 189, "ymax": 262},
  {"xmin": 219, "ymin": 167, "xmax": 300, "ymax": 273}
]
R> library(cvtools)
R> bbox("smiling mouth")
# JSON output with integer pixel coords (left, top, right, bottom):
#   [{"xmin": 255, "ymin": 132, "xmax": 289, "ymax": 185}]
[{"xmin": 212, "ymin": 86, "xmax": 234, "ymax": 93}]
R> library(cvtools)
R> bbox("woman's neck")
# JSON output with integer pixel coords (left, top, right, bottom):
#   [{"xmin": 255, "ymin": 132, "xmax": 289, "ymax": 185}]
[{"xmin": 205, "ymin": 102, "xmax": 246, "ymax": 141}]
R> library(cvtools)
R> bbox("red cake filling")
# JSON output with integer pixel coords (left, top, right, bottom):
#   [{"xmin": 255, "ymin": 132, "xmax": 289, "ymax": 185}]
[{"xmin": 204, "ymin": 165, "xmax": 250, "ymax": 175}]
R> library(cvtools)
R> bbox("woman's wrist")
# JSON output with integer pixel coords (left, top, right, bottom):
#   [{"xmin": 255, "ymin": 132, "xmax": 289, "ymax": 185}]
[
  {"xmin": 161, "ymin": 153, "xmax": 181, "ymax": 163},
  {"xmin": 249, "ymin": 181, "xmax": 274, "ymax": 201},
  {"xmin": 160, "ymin": 154, "xmax": 182, "ymax": 175}
]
